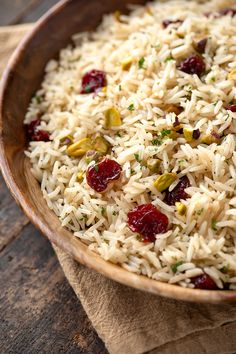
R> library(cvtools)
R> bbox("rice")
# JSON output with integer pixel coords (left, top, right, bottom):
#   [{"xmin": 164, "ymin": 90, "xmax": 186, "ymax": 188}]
[{"xmin": 25, "ymin": 0, "xmax": 236, "ymax": 289}]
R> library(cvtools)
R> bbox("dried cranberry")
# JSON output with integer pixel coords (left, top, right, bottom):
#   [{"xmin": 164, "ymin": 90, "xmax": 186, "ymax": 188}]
[
  {"xmin": 220, "ymin": 8, "xmax": 236, "ymax": 16},
  {"xmin": 128, "ymin": 204, "xmax": 169, "ymax": 242},
  {"xmin": 25, "ymin": 119, "xmax": 50, "ymax": 142},
  {"xmin": 227, "ymin": 104, "xmax": 236, "ymax": 112},
  {"xmin": 178, "ymin": 55, "xmax": 206, "ymax": 76},
  {"xmin": 192, "ymin": 273, "xmax": 218, "ymax": 290},
  {"xmin": 162, "ymin": 19, "xmax": 183, "ymax": 28},
  {"xmin": 25, "ymin": 119, "xmax": 40, "ymax": 137},
  {"xmin": 31, "ymin": 130, "xmax": 50, "ymax": 142},
  {"xmin": 164, "ymin": 175, "xmax": 190, "ymax": 206},
  {"xmin": 205, "ymin": 8, "xmax": 236, "ymax": 18},
  {"xmin": 81, "ymin": 69, "xmax": 107, "ymax": 94},
  {"xmin": 86, "ymin": 158, "xmax": 122, "ymax": 193},
  {"xmin": 195, "ymin": 38, "xmax": 207, "ymax": 54}
]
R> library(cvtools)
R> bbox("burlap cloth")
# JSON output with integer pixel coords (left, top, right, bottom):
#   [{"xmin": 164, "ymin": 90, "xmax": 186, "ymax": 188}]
[{"xmin": 1, "ymin": 24, "xmax": 236, "ymax": 354}]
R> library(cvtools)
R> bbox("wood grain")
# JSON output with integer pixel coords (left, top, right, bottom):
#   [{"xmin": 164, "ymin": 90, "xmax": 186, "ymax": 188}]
[
  {"xmin": 0, "ymin": 174, "xmax": 28, "ymax": 251},
  {"xmin": 0, "ymin": 0, "xmax": 36, "ymax": 26},
  {"xmin": 1, "ymin": 0, "xmax": 236, "ymax": 304},
  {"xmin": 0, "ymin": 221, "xmax": 107, "ymax": 354},
  {"xmin": 12, "ymin": 0, "xmax": 61, "ymax": 24}
]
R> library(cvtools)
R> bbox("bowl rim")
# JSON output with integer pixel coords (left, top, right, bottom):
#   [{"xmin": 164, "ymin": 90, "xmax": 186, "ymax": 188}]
[{"xmin": 0, "ymin": 0, "xmax": 236, "ymax": 304}]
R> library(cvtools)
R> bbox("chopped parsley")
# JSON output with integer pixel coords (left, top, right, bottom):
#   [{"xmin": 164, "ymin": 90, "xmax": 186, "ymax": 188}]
[
  {"xmin": 101, "ymin": 207, "xmax": 106, "ymax": 216},
  {"xmin": 220, "ymin": 266, "xmax": 228, "ymax": 274},
  {"xmin": 134, "ymin": 153, "xmax": 142, "ymax": 163},
  {"xmin": 204, "ymin": 69, "xmax": 211, "ymax": 76},
  {"xmin": 196, "ymin": 208, "xmax": 204, "ymax": 216},
  {"xmin": 151, "ymin": 138, "xmax": 162, "ymax": 146},
  {"xmin": 35, "ymin": 96, "xmax": 42, "ymax": 104},
  {"xmin": 213, "ymin": 101, "xmax": 218, "ymax": 107},
  {"xmin": 161, "ymin": 129, "xmax": 171, "ymax": 137},
  {"xmin": 128, "ymin": 103, "xmax": 135, "ymax": 111},
  {"xmin": 151, "ymin": 44, "xmax": 160, "ymax": 49},
  {"xmin": 138, "ymin": 57, "xmax": 145, "ymax": 69},
  {"xmin": 225, "ymin": 114, "xmax": 230, "ymax": 121},
  {"xmin": 94, "ymin": 165, "xmax": 99, "ymax": 172},
  {"xmin": 164, "ymin": 56, "xmax": 173, "ymax": 63},
  {"xmin": 84, "ymin": 85, "xmax": 91, "ymax": 93},
  {"xmin": 171, "ymin": 261, "xmax": 184, "ymax": 273},
  {"xmin": 211, "ymin": 77, "xmax": 216, "ymax": 82},
  {"xmin": 130, "ymin": 169, "xmax": 135, "ymax": 175},
  {"xmin": 115, "ymin": 132, "xmax": 122, "ymax": 138},
  {"xmin": 136, "ymin": 234, "xmax": 143, "ymax": 241},
  {"xmin": 112, "ymin": 211, "xmax": 118, "ymax": 216},
  {"xmin": 211, "ymin": 219, "xmax": 217, "ymax": 231},
  {"xmin": 119, "ymin": 84, "xmax": 122, "ymax": 91}
]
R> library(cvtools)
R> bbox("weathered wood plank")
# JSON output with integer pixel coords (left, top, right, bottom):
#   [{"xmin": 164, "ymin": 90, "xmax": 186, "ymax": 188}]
[
  {"xmin": 18, "ymin": 0, "xmax": 60, "ymax": 23},
  {"xmin": 0, "ymin": 0, "xmax": 37, "ymax": 26},
  {"xmin": 0, "ymin": 222, "xmax": 107, "ymax": 353},
  {"xmin": 0, "ymin": 174, "xmax": 29, "ymax": 251}
]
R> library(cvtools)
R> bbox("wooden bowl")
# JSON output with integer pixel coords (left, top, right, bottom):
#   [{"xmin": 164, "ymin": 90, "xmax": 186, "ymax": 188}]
[{"xmin": 0, "ymin": 0, "xmax": 235, "ymax": 304}]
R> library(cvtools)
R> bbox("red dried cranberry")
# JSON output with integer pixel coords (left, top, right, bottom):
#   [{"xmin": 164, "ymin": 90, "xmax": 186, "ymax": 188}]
[
  {"xmin": 205, "ymin": 8, "xmax": 236, "ymax": 18},
  {"xmin": 81, "ymin": 69, "xmax": 107, "ymax": 94},
  {"xmin": 127, "ymin": 204, "xmax": 169, "ymax": 242},
  {"xmin": 31, "ymin": 130, "xmax": 50, "ymax": 142},
  {"xmin": 192, "ymin": 273, "xmax": 218, "ymax": 290},
  {"xmin": 227, "ymin": 104, "xmax": 236, "ymax": 112},
  {"xmin": 220, "ymin": 8, "xmax": 236, "ymax": 16},
  {"xmin": 162, "ymin": 19, "xmax": 183, "ymax": 28},
  {"xmin": 164, "ymin": 175, "xmax": 190, "ymax": 206},
  {"xmin": 25, "ymin": 119, "xmax": 50, "ymax": 142},
  {"xmin": 178, "ymin": 55, "xmax": 206, "ymax": 76},
  {"xmin": 195, "ymin": 38, "xmax": 207, "ymax": 54},
  {"xmin": 86, "ymin": 158, "xmax": 122, "ymax": 193},
  {"xmin": 25, "ymin": 119, "xmax": 40, "ymax": 137}
]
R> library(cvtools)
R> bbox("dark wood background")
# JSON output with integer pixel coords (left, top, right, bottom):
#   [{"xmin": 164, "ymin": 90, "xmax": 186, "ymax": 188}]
[{"xmin": 0, "ymin": 1, "xmax": 107, "ymax": 353}]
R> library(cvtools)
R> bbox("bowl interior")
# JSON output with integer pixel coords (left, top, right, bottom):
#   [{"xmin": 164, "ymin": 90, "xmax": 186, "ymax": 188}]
[{"xmin": 0, "ymin": 0, "xmax": 236, "ymax": 303}]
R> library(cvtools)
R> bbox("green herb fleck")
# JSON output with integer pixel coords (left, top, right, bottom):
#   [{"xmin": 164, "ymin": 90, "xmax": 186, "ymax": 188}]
[
  {"xmin": 134, "ymin": 153, "xmax": 142, "ymax": 163},
  {"xmin": 35, "ymin": 96, "xmax": 42, "ymax": 104},
  {"xmin": 220, "ymin": 266, "xmax": 229, "ymax": 274},
  {"xmin": 161, "ymin": 129, "xmax": 171, "ymax": 137},
  {"xmin": 138, "ymin": 57, "xmax": 145, "ymax": 69},
  {"xmin": 164, "ymin": 56, "xmax": 173, "ymax": 63},
  {"xmin": 211, "ymin": 218, "xmax": 217, "ymax": 231},
  {"xmin": 171, "ymin": 261, "xmax": 184, "ymax": 273},
  {"xmin": 112, "ymin": 211, "xmax": 118, "ymax": 216},
  {"xmin": 151, "ymin": 138, "xmax": 162, "ymax": 146},
  {"xmin": 136, "ymin": 234, "xmax": 142, "ymax": 241},
  {"xmin": 130, "ymin": 169, "xmax": 135, "ymax": 175},
  {"xmin": 151, "ymin": 44, "xmax": 160, "ymax": 49},
  {"xmin": 115, "ymin": 132, "xmax": 122, "ymax": 138},
  {"xmin": 204, "ymin": 69, "xmax": 211, "ymax": 76},
  {"xmin": 211, "ymin": 77, "xmax": 216, "ymax": 82},
  {"xmin": 84, "ymin": 85, "xmax": 91, "ymax": 93},
  {"xmin": 101, "ymin": 207, "xmax": 106, "ymax": 216},
  {"xmin": 94, "ymin": 165, "xmax": 99, "ymax": 173},
  {"xmin": 128, "ymin": 104, "xmax": 135, "ymax": 111},
  {"xmin": 213, "ymin": 101, "xmax": 218, "ymax": 107},
  {"xmin": 225, "ymin": 114, "xmax": 230, "ymax": 121},
  {"xmin": 196, "ymin": 208, "xmax": 204, "ymax": 216},
  {"xmin": 119, "ymin": 84, "xmax": 122, "ymax": 91}
]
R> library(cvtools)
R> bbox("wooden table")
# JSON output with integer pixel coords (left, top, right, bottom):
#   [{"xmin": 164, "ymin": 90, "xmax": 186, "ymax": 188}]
[{"xmin": 0, "ymin": 1, "xmax": 107, "ymax": 353}]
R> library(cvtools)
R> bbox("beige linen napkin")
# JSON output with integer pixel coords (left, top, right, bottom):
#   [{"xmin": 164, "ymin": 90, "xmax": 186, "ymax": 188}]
[{"xmin": 1, "ymin": 24, "xmax": 236, "ymax": 354}]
